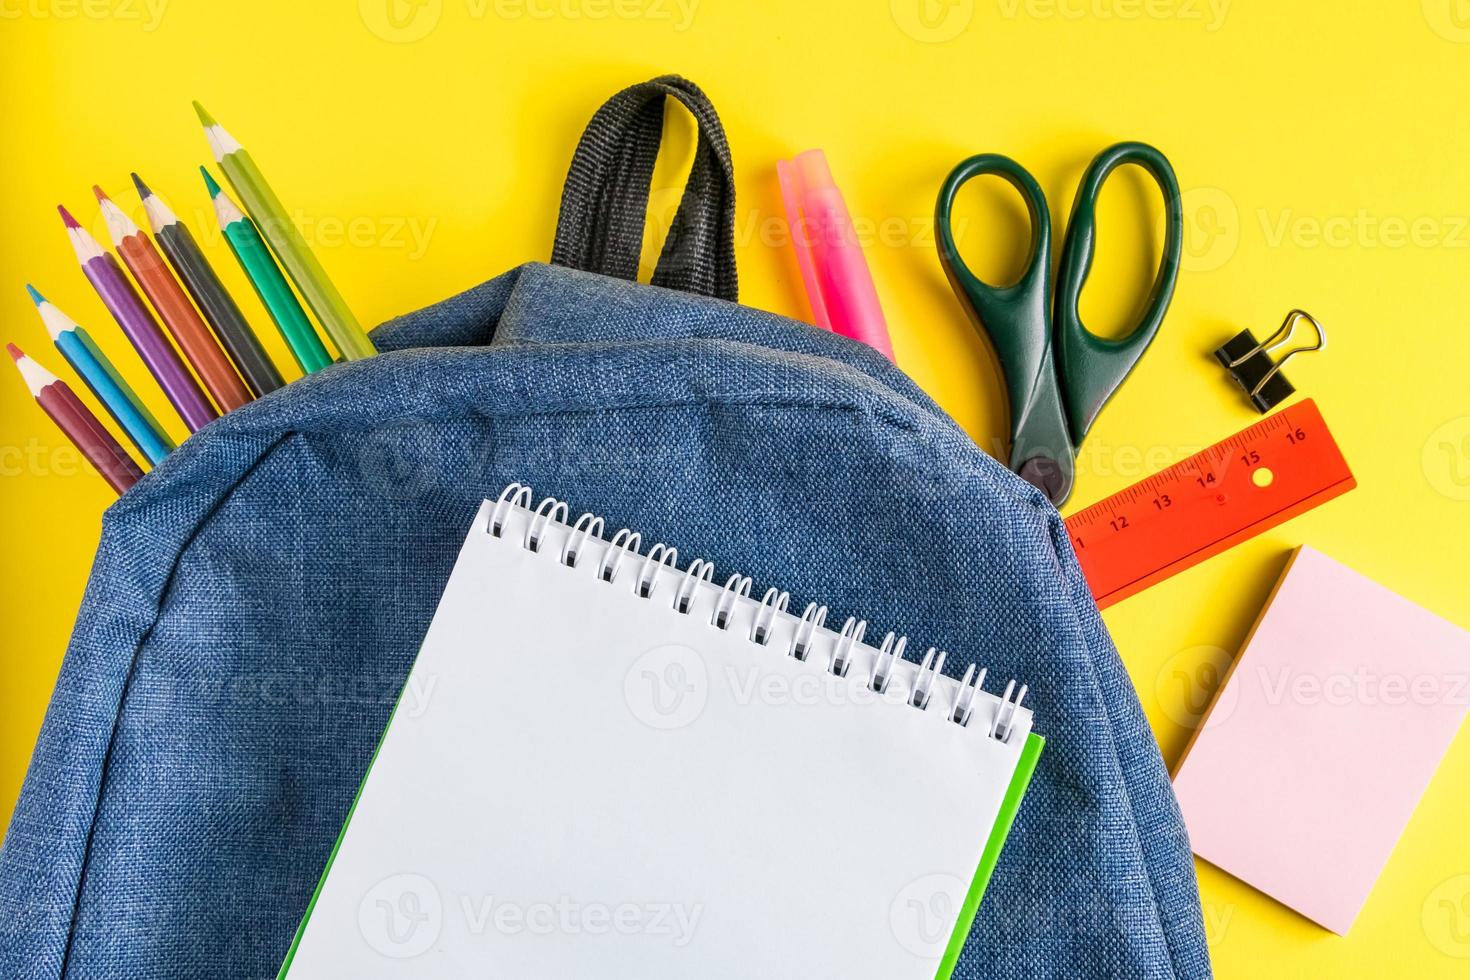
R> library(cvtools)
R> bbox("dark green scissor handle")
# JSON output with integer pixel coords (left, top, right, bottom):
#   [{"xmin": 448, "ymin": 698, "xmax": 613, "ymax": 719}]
[
  {"xmin": 1055, "ymin": 143, "xmax": 1183, "ymax": 444},
  {"xmin": 935, "ymin": 142, "xmax": 1183, "ymax": 505}
]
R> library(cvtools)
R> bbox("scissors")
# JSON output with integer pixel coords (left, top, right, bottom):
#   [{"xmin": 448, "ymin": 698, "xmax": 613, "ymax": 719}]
[{"xmin": 935, "ymin": 143, "xmax": 1183, "ymax": 506}]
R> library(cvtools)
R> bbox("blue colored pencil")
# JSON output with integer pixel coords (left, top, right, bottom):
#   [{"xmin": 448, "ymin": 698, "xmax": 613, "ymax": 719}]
[{"xmin": 27, "ymin": 285, "xmax": 175, "ymax": 465}]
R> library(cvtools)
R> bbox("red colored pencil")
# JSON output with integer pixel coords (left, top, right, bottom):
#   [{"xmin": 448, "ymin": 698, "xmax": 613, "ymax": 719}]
[
  {"xmin": 93, "ymin": 185, "xmax": 252, "ymax": 413},
  {"xmin": 7, "ymin": 343, "xmax": 143, "ymax": 494}
]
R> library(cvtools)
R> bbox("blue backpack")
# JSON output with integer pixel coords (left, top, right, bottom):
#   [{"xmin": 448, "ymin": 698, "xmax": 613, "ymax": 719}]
[{"xmin": 0, "ymin": 76, "xmax": 1209, "ymax": 979}]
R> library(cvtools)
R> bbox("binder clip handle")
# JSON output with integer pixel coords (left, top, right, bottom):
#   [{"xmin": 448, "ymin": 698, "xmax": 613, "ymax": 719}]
[{"xmin": 1214, "ymin": 309, "xmax": 1326, "ymax": 413}]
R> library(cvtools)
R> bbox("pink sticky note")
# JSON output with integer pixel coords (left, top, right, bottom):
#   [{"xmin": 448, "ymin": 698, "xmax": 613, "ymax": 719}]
[{"xmin": 1173, "ymin": 546, "xmax": 1470, "ymax": 935}]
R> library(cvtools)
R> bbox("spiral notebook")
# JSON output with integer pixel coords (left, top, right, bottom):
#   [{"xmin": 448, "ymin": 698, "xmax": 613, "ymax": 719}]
[{"xmin": 278, "ymin": 486, "xmax": 1043, "ymax": 979}]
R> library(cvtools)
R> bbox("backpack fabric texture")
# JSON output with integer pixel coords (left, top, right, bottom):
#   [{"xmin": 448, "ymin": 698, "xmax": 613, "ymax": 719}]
[{"xmin": 0, "ymin": 78, "xmax": 1211, "ymax": 980}]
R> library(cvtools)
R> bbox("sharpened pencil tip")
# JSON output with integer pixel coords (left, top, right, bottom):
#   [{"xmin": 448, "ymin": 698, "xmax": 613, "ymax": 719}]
[
  {"xmin": 92, "ymin": 184, "xmax": 111, "ymax": 204},
  {"xmin": 200, "ymin": 166, "xmax": 221, "ymax": 196},
  {"xmin": 6, "ymin": 343, "xmax": 23, "ymax": 363},
  {"xmin": 130, "ymin": 172, "xmax": 152, "ymax": 199},
  {"xmin": 24, "ymin": 284, "xmax": 44, "ymax": 306},
  {"xmin": 57, "ymin": 204, "xmax": 82, "ymax": 229},
  {"xmin": 193, "ymin": 101, "xmax": 216, "ymax": 127}
]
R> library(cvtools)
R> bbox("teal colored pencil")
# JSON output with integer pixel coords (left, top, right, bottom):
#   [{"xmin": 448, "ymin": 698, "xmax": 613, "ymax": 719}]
[
  {"xmin": 202, "ymin": 167, "xmax": 333, "ymax": 374},
  {"xmin": 26, "ymin": 285, "xmax": 174, "ymax": 465},
  {"xmin": 196, "ymin": 103, "xmax": 376, "ymax": 362}
]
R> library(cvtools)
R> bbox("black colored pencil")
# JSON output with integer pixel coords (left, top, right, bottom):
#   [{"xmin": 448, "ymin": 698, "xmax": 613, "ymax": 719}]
[{"xmin": 133, "ymin": 173, "xmax": 284, "ymax": 396}]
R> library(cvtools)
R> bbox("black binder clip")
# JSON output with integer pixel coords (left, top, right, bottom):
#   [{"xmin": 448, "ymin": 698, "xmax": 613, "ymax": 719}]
[{"xmin": 1214, "ymin": 309, "xmax": 1326, "ymax": 413}]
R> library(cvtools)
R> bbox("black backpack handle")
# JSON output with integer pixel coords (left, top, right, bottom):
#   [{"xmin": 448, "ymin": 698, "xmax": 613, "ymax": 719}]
[{"xmin": 551, "ymin": 75, "xmax": 738, "ymax": 302}]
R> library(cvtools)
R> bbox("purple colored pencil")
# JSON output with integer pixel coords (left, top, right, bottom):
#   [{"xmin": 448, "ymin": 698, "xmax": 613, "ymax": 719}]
[{"xmin": 58, "ymin": 205, "xmax": 217, "ymax": 432}]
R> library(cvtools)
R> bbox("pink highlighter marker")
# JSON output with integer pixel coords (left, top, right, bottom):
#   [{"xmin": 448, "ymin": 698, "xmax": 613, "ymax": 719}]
[{"xmin": 777, "ymin": 149, "xmax": 894, "ymax": 361}]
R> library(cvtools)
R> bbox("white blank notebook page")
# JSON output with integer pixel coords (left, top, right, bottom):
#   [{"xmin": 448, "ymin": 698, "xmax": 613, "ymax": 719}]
[{"xmin": 284, "ymin": 499, "xmax": 1032, "ymax": 979}]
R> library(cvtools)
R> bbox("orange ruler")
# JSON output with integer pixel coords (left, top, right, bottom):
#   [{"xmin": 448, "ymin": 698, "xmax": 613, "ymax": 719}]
[{"xmin": 1065, "ymin": 399, "xmax": 1356, "ymax": 609}]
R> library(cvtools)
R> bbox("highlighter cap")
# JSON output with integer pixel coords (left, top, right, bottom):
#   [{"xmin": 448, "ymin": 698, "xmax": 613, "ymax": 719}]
[
  {"xmin": 775, "ymin": 149, "xmax": 892, "ymax": 359},
  {"xmin": 791, "ymin": 149, "xmax": 835, "ymax": 193},
  {"xmin": 777, "ymin": 149, "xmax": 840, "ymax": 331}
]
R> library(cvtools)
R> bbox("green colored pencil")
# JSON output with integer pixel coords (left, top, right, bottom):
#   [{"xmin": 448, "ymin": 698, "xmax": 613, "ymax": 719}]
[
  {"xmin": 202, "ymin": 167, "xmax": 333, "ymax": 374},
  {"xmin": 194, "ymin": 102, "xmax": 376, "ymax": 362}
]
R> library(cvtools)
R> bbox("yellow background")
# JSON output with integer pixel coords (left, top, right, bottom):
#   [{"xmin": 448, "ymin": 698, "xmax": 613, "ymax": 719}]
[{"xmin": 3, "ymin": 0, "xmax": 1470, "ymax": 974}]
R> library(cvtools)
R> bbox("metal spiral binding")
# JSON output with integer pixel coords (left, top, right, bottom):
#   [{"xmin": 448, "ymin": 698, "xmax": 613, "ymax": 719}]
[
  {"xmin": 636, "ymin": 544, "xmax": 678, "ymax": 598},
  {"xmin": 750, "ymin": 588, "xmax": 789, "ymax": 646},
  {"xmin": 487, "ymin": 485, "xmax": 1027, "ymax": 742},
  {"xmin": 712, "ymin": 574, "xmax": 751, "ymax": 631},
  {"xmin": 831, "ymin": 617, "xmax": 866, "ymax": 678},
  {"xmin": 598, "ymin": 529, "xmax": 642, "ymax": 583},
  {"xmin": 525, "ymin": 497, "xmax": 568, "ymax": 553},
  {"xmin": 562, "ymin": 513, "xmax": 604, "ymax": 568},
  {"xmin": 911, "ymin": 648, "xmax": 947, "ymax": 710},
  {"xmin": 869, "ymin": 633, "xmax": 907, "ymax": 694},
  {"xmin": 674, "ymin": 559, "xmax": 715, "ymax": 614},
  {"xmin": 789, "ymin": 603, "xmax": 827, "ymax": 662}
]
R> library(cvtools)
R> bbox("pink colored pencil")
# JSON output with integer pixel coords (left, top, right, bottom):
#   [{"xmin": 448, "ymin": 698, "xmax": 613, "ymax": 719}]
[
  {"xmin": 58, "ymin": 204, "xmax": 217, "ymax": 432},
  {"xmin": 8, "ymin": 343, "xmax": 143, "ymax": 494}
]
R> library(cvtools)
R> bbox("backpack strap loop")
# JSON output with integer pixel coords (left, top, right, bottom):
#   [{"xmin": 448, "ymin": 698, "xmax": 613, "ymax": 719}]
[{"xmin": 551, "ymin": 75, "xmax": 738, "ymax": 302}]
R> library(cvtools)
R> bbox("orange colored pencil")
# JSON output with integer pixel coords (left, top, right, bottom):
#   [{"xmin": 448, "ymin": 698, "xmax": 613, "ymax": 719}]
[{"xmin": 94, "ymin": 185, "xmax": 252, "ymax": 413}]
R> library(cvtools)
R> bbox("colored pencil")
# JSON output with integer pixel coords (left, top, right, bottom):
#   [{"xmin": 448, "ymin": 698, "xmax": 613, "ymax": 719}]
[
  {"xmin": 132, "ymin": 173, "xmax": 284, "ymax": 398},
  {"xmin": 195, "ymin": 102, "xmax": 377, "ymax": 362},
  {"xmin": 94, "ymin": 185, "xmax": 252, "ymax": 413},
  {"xmin": 27, "ymin": 285, "xmax": 174, "ymax": 465},
  {"xmin": 59, "ymin": 204, "xmax": 217, "ymax": 432},
  {"xmin": 201, "ymin": 167, "xmax": 332, "ymax": 374},
  {"xmin": 8, "ymin": 343, "xmax": 143, "ymax": 494}
]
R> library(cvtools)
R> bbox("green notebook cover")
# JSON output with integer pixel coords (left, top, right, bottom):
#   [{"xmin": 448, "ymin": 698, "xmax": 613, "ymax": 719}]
[{"xmin": 935, "ymin": 732, "xmax": 1045, "ymax": 980}]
